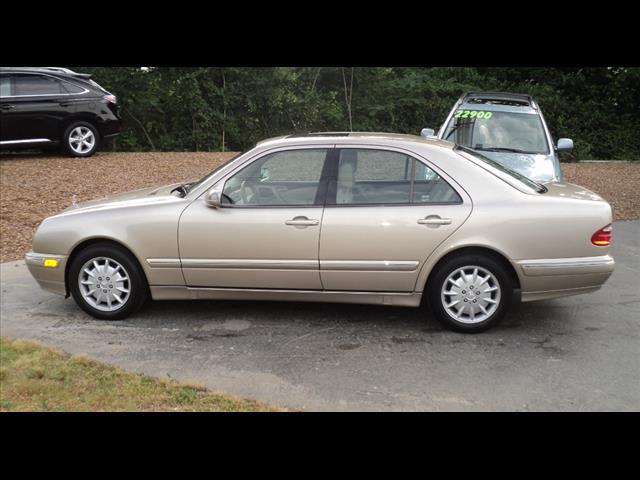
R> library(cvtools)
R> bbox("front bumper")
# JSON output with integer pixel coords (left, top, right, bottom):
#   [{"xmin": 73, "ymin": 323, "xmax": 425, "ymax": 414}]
[
  {"xmin": 517, "ymin": 255, "xmax": 615, "ymax": 302},
  {"xmin": 25, "ymin": 252, "xmax": 68, "ymax": 296}
]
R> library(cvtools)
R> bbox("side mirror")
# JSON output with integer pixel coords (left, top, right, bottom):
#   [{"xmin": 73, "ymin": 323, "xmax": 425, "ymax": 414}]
[
  {"xmin": 557, "ymin": 138, "xmax": 574, "ymax": 152},
  {"xmin": 205, "ymin": 187, "xmax": 222, "ymax": 208},
  {"xmin": 420, "ymin": 128, "xmax": 435, "ymax": 138}
]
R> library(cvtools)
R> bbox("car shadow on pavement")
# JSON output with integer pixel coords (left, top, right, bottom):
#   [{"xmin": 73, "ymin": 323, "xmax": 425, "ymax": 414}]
[{"xmin": 119, "ymin": 297, "xmax": 561, "ymax": 335}]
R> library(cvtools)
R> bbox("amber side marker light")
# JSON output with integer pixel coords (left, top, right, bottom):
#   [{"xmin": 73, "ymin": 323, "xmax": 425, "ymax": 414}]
[
  {"xmin": 43, "ymin": 258, "xmax": 59, "ymax": 268},
  {"xmin": 591, "ymin": 224, "xmax": 612, "ymax": 246}
]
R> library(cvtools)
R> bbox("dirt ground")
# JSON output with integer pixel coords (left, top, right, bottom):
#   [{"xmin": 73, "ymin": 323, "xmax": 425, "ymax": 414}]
[{"xmin": 1, "ymin": 152, "xmax": 638, "ymax": 262}]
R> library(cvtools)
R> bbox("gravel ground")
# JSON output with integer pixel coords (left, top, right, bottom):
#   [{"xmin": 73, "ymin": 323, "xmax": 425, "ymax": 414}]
[{"xmin": 1, "ymin": 152, "xmax": 638, "ymax": 262}]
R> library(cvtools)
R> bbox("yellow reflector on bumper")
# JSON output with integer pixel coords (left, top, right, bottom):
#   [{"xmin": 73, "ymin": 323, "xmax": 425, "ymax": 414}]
[{"xmin": 43, "ymin": 258, "xmax": 59, "ymax": 268}]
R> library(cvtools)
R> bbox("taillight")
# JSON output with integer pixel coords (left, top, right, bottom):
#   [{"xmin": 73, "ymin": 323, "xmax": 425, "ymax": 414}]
[
  {"xmin": 103, "ymin": 94, "xmax": 117, "ymax": 104},
  {"xmin": 591, "ymin": 224, "xmax": 612, "ymax": 246}
]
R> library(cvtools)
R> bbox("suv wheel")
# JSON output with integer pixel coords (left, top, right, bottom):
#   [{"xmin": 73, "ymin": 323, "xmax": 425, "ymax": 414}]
[
  {"xmin": 69, "ymin": 243, "xmax": 148, "ymax": 320},
  {"xmin": 427, "ymin": 254, "xmax": 513, "ymax": 333},
  {"xmin": 63, "ymin": 121, "xmax": 99, "ymax": 157}
]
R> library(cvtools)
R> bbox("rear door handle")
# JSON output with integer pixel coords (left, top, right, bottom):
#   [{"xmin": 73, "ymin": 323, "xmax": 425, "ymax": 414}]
[
  {"xmin": 58, "ymin": 101, "xmax": 72, "ymax": 107},
  {"xmin": 285, "ymin": 217, "xmax": 319, "ymax": 227},
  {"xmin": 418, "ymin": 216, "xmax": 452, "ymax": 226},
  {"xmin": 0, "ymin": 104, "xmax": 15, "ymax": 111}
]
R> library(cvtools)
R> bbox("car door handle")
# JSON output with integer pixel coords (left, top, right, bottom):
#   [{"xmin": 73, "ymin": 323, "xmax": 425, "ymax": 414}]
[
  {"xmin": 418, "ymin": 216, "xmax": 452, "ymax": 226},
  {"xmin": 58, "ymin": 101, "xmax": 72, "ymax": 107},
  {"xmin": 0, "ymin": 104, "xmax": 15, "ymax": 111},
  {"xmin": 285, "ymin": 217, "xmax": 319, "ymax": 227}
]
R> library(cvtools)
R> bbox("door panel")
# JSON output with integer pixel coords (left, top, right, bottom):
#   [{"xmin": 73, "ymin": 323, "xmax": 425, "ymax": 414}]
[
  {"xmin": 319, "ymin": 204, "xmax": 471, "ymax": 291},
  {"xmin": 319, "ymin": 147, "xmax": 472, "ymax": 292},
  {"xmin": 178, "ymin": 147, "xmax": 331, "ymax": 290},
  {"xmin": 6, "ymin": 97, "xmax": 72, "ymax": 140},
  {"xmin": 179, "ymin": 202, "xmax": 324, "ymax": 289}
]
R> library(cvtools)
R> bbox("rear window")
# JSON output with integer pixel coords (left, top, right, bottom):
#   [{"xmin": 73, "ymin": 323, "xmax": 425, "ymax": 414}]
[{"xmin": 456, "ymin": 146, "xmax": 547, "ymax": 194}]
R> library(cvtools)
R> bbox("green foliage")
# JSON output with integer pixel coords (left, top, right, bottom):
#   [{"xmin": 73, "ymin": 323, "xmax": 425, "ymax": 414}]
[{"xmin": 79, "ymin": 67, "xmax": 639, "ymax": 160}]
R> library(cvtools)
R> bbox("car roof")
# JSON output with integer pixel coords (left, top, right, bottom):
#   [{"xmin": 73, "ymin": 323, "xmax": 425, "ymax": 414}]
[
  {"xmin": 0, "ymin": 67, "xmax": 92, "ymax": 80},
  {"xmin": 256, "ymin": 132, "xmax": 456, "ymax": 150},
  {"xmin": 462, "ymin": 91, "xmax": 534, "ymax": 106},
  {"xmin": 456, "ymin": 91, "xmax": 539, "ymax": 115}
]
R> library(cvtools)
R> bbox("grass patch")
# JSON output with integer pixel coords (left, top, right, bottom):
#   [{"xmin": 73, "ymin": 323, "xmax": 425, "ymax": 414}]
[{"xmin": 0, "ymin": 337, "xmax": 282, "ymax": 412}]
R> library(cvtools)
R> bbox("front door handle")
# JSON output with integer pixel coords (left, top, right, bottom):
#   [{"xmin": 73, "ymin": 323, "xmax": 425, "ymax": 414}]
[
  {"xmin": 0, "ymin": 104, "xmax": 15, "ymax": 111},
  {"xmin": 418, "ymin": 216, "xmax": 452, "ymax": 226},
  {"xmin": 285, "ymin": 216, "xmax": 319, "ymax": 227}
]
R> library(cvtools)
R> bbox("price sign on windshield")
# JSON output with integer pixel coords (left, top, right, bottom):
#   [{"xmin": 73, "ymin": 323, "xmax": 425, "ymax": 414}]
[{"xmin": 455, "ymin": 110, "xmax": 493, "ymax": 119}]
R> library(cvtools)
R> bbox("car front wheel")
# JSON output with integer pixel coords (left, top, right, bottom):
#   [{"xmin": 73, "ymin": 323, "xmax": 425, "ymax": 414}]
[
  {"xmin": 69, "ymin": 244, "xmax": 148, "ymax": 320},
  {"xmin": 63, "ymin": 121, "xmax": 99, "ymax": 157},
  {"xmin": 428, "ymin": 254, "xmax": 513, "ymax": 333}
]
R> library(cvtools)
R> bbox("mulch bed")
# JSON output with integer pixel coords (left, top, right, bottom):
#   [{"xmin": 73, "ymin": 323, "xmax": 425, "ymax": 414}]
[{"xmin": 1, "ymin": 152, "xmax": 638, "ymax": 262}]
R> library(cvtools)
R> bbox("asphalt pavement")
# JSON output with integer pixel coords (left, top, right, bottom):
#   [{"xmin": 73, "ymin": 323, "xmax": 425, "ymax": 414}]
[{"xmin": 1, "ymin": 221, "xmax": 638, "ymax": 411}]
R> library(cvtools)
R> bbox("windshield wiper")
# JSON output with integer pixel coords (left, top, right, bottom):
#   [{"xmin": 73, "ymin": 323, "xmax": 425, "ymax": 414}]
[{"xmin": 473, "ymin": 146, "xmax": 538, "ymax": 154}]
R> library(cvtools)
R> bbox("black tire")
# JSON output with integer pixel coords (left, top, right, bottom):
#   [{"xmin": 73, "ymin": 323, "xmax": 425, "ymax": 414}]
[
  {"xmin": 68, "ymin": 243, "xmax": 148, "ymax": 320},
  {"xmin": 427, "ymin": 253, "xmax": 513, "ymax": 333},
  {"xmin": 63, "ymin": 121, "xmax": 100, "ymax": 157}
]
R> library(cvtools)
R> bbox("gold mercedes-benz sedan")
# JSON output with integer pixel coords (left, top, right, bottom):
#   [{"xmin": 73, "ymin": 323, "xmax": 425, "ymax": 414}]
[{"xmin": 25, "ymin": 133, "xmax": 615, "ymax": 332}]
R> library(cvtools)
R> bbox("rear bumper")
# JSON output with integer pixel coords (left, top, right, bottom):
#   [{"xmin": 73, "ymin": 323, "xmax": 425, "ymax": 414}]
[
  {"xmin": 25, "ymin": 252, "xmax": 68, "ymax": 296},
  {"xmin": 517, "ymin": 255, "xmax": 614, "ymax": 302},
  {"xmin": 98, "ymin": 118, "xmax": 122, "ymax": 139}
]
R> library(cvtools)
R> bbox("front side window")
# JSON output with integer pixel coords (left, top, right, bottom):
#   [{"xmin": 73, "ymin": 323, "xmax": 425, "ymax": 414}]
[
  {"xmin": 443, "ymin": 109, "xmax": 549, "ymax": 155},
  {"xmin": 222, "ymin": 149, "xmax": 328, "ymax": 206},
  {"xmin": 334, "ymin": 149, "xmax": 461, "ymax": 205},
  {"xmin": 13, "ymin": 75, "xmax": 65, "ymax": 96}
]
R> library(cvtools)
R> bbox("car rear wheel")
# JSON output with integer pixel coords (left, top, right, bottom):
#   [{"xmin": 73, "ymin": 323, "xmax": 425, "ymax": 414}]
[
  {"xmin": 63, "ymin": 121, "xmax": 99, "ymax": 157},
  {"xmin": 69, "ymin": 244, "xmax": 148, "ymax": 320},
  {"xmin": 427, "ymin": 254, "xmax": 513, "ymax": 333}
]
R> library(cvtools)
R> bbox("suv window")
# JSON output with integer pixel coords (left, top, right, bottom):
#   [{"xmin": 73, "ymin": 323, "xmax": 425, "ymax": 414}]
[
  {"xmin": 443, "ymin": 109, "xmax": 549, "ymax": 154},
  {"xmin": 0, "ymin": 76, "xmax": 10, "ymax": 97},
  {"xmin": 61, "ymin": 80, "xmax": 86, "ymax": 94},
  {"xmin": 13, "ymin": 75, "xmax": 66, "ymax": 96},
  {"xmin": 222, "ymin": 149, "xmax": 328, "ymax": 206},
  {"xmin": 334, "ymin": 149, "xmax": 461, "ymax": 205}
]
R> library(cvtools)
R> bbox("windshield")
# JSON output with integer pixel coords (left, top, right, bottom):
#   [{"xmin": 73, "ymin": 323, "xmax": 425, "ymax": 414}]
[
  {"xmin": 455, "ymin": 146, "xmax": 547, "ymax": 194},
  {"xmin": 443, "ymin": 110, "xmax": 549, "ymax": 155}
]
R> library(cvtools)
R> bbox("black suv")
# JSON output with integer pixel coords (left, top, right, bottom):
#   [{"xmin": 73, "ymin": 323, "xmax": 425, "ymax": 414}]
[{"xmin": 0, "ymin": 67, "xmax": 121, "ymax": 157}]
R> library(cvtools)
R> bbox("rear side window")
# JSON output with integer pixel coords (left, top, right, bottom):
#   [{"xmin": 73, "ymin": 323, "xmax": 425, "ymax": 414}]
[
  {"xmin": 334, "ymin": 149, "xmax": 462, "ymax": 205},
  {"xmin": 0, "ymin": 76, "xmax": 10, "ymax": 97},
  {"xmin": 61, "ymin": 81, "xmax": 86, "ymax": 94},
  {"xmin": 13, "ymin": 75, "xmax": 66, "ymax": 96},
  {"xmin": 336, "ymin": 149, "xmax": 412, "ymax": 204}
]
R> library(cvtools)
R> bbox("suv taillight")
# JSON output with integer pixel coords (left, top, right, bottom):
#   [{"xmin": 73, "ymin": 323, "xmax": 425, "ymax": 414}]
[
  {"xmin": 103, "ymin": 94, "xmax": 117, "ymax": 104},
  {"xmin": 591, "ymin": 224, "xmax": 612, "ymax": 246}
]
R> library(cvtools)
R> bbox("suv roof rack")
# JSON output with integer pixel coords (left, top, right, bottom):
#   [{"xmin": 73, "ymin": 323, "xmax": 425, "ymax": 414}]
[
  {"xmin": 462, "ymin": 91, "xmax": 534, "ymax": 107},
  {"xmin": 0, "ymin": 67, "xmax": 92, "ymax": 79}
]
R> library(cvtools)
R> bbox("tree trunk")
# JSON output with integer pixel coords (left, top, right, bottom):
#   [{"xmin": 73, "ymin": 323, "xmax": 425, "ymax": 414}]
[
  {"xmin": 342, "ymin": 67, "xmax": 354, "ymax": 131},
  {"xmin": 221, "ymin": 71, "xmax": 227, "ymax": 152}
]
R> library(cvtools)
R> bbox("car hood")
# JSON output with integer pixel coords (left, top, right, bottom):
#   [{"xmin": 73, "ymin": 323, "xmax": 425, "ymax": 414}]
[
  {"xmin": 480, "ymin": 151, "xmax": 558, "ymax": 183},
  {"xmin": 56, "ymin": 182, "xmax": 188, "ymax": 216}
]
